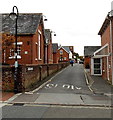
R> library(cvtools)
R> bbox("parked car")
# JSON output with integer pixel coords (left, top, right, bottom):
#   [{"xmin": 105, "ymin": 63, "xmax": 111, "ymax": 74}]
[{"xmin": 79, "ymin": 60, "xmax": 84, "ymax": 64}]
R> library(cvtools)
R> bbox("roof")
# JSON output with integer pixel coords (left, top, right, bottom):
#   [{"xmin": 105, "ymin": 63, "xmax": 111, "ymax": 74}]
[
  {"xmin": 63, "ymin": 46, "xmax": 74, "ymax": 52},
  {"xmin": 58, "ymin": 46, "xmax": 71, "ymax": 54},
  {"xmin": 52, "ymin": 43, "xmax": 58, "ymax": 53},
  {"xmin": 84, "ymin": 46, "xmax": 101, "ymax": 56},
  {"xmin": 98, "ymin": 11, "xmax": 113, "ymax": 35},
  {"xmin": 1, "ymin": 13, "xmax": 43, "ymax": 35},
  {"xmin": 62, "ymin": 46, "xmax": 71, "ymax": 53},
  {"xmin": 98, "ymin": 15, "xmax": 110, "ymax": 35}
]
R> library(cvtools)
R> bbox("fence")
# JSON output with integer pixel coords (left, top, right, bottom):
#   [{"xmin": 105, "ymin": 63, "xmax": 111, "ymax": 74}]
[{"xmin": 2, "ymin": 62, "xmax": 69, "ymax": 92}]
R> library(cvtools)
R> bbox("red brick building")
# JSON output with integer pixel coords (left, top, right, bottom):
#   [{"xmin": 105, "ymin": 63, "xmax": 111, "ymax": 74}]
[
  {"xmin": 2, "ymin": 13, "xmax": 45, "ymax": 65},
  {"xmin": 57, "ymin": 46, "xmax": 72, "ymax": 62},
  {"xmin": 84, "ymin": 46, "xmax": 101, "ymax": 69},
  {"xmin": 52, "ymin": 43, "xmax": 58, "ymax": 63},
  {"xmin": 63, "ymin": 46, "xmax": 74, "ymax": 58},
  {"xmin": 45, "ymin": 29, "xmax": 53, "ymax": 64},
  {"xmin": 96, "ymin": 12, "xmax": 113, "ymax": 84}
]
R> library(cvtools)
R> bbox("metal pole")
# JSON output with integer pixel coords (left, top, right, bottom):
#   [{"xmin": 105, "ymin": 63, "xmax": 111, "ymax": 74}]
[
  {"xmin": 10, "ymin": 6, "xmax": 19, "ymax": 93},
  {"xmin": 14, "ymin": 15, "xmax": 18, "ymax": 93},
  {"xmin": 109, "ymin": 16, "xmax": 113, "ymax": 85}
]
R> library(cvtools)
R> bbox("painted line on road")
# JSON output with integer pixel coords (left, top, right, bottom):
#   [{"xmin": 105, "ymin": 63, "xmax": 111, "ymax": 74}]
[
  {"xmin": 84, "ymin": 69, "xmax": 89, "ymax": 85},
  {"xmin": 71, "ymin": 85, "xmax": 74, "ymax": 90},
  {"xmin": 63, "ymin": 84, "xmax": 70, "ymax": 89},
  {"xmin": 84, "ymin": 69, "xmax": 94, "ymax": 93},
  {"xmin": 32, "ymin": 66, "xmax": 69, "ymax": 93},
  {"xmin": 76, "ymin": 87, "xmax": 81, "ymax": 90},
  {"xmin": 23, "ymin": 103, "xmax": 113, "ymax": 109}
]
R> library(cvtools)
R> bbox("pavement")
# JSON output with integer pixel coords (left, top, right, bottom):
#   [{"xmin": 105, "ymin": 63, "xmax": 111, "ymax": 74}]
[
  {"xmin": 0, "ymin": 91, "xmax": 14, "ymax": 102},
  {"xmin": 84, "ymin": 69, "xmax": 113, "ymax": 96}
]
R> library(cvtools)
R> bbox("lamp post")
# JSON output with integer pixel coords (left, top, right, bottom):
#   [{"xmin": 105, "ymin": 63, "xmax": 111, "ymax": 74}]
[{"xmin": 9, "ymin": 6, "xmax": 19, "ymax": 93}]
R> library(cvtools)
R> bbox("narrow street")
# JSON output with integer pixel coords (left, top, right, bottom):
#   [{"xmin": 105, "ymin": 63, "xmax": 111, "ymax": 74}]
[
  {"xmin": 2, "ymin": 64, "xmax": 112, "ymax": 119},
  {"xmin": 37, "ymin": 63, "xmax": 91, "ymax": 94}
]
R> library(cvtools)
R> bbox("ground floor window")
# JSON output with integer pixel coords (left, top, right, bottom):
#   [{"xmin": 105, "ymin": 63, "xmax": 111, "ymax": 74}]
[{"xmin": 91, "ymin": 58, "xmax": 102, "ymax": 76}]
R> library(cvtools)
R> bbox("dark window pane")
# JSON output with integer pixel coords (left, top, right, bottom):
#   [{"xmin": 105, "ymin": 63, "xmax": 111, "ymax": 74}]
[
  {"xmin": 94, "ymin": 70, "xmax": 101, "ymax": 74},
  {"xmin": 94, "ymin": 64, "xmax": 100, "ymax": 68},
  {"xmin": 94, "ymin": 58, "xmax": 100, "ymax": 63}
]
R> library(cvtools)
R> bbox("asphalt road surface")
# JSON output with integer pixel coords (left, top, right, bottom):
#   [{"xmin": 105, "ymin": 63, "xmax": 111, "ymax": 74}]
[
  {"xmin": 37, "ymin": 64, "xmax": 92, "ymax": 94},
  {"xmin": 1, "ymin": 64, "xmax": 112, "ymax": 119}
]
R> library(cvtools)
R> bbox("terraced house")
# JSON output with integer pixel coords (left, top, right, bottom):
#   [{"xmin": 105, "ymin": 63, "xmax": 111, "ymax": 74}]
[{"xmin": 2, "ymin": 13, "xmax": 46, "ymax": 65}]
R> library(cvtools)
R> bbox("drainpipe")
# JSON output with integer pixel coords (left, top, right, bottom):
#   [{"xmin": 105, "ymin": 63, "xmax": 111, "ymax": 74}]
[
  {"xmin": 107, "ymin": 56, "xmax": 109, "ymax": 81},
  {"xmin": 108, "ymin": 11, "xmax": 113, "ymax": 84},
  {"xmin": 110, "ymin": 19, "xmax": 113, "ymax": 85}
]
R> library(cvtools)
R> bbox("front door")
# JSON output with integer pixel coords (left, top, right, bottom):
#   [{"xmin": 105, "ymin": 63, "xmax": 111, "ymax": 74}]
[{"xmin": 93, "ymin": 58, "xmax": 102, "ymax": 76}]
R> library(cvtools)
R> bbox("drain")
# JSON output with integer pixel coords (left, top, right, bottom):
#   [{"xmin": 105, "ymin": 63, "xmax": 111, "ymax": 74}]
[{"xmin": 13, "ymin": 103, "xmax": 24, "ymax": 106}]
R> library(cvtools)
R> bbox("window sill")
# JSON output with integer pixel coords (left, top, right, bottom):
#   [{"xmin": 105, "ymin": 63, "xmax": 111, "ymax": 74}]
[
  {"xmin": 9, "ymin": 56, "xmax": 21, "ymax": 59},
  {"xmin": 38, "ymin": 59, "xmax": 42, "ymax": 61}
]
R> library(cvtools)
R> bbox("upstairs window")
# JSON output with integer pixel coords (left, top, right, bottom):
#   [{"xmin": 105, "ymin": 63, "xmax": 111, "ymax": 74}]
[
  {"xmin": 38, "ymin": 30, "xmax": 41, "ymax": 60},
  {"xmin": 60, "ymin": 50, "xmax": 63, "ymax": 55}
]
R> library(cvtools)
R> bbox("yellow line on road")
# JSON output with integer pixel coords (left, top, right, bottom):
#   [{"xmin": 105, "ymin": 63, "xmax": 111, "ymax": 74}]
[{"xmin": 23, "ymin": 104, "xmax": 113, "ymax": 109}]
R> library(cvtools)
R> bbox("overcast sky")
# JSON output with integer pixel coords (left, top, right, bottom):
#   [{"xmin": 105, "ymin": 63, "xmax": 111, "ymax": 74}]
[{"xmin": 0, "ymin": 0, "xmax": 113, "ymax": 56}]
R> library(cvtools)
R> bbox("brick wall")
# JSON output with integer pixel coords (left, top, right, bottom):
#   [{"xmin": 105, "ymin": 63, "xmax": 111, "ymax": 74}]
[
  {"xmin": 53, "ymin": 53, "xmax": 58, "ymax": 64},
  {"xmin": 2, "ymin": 62, "xmax": 69, "ymax": 92},
  {"xmin": 47, "ymin": 41, "xmax": 53, "ymax": 64},
  {"xmin": 2, "ymin": 66, "xmax": 14, "ymax": 91},
  {"xmin": 101, "ymin": 23, "xmax": 112, "ymax": 82},
  {"xmin": 84, "ymin": 57, "xmax": 90, "ymax": 69}
]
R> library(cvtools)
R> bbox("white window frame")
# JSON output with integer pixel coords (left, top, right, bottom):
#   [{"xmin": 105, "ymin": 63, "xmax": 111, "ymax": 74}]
[
  {"xmin": 38, "ymin": 32, "xmax": 41, "ymax": 60},
  {"xmin": 91, "ymin": 58, "xmax": 102, "ymax": 76},
  {"xmin": 64, "ymin": 57, "xmax": 67, "ymax": 60},
  {"xmin": 9, "ymin": 42, "xmax": 22, "ymax": 59}
]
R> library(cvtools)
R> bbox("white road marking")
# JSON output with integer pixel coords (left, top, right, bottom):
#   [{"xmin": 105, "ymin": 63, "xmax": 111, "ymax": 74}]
[
  {"xmin": 84, "ymin": 69, "xmax": 94, "ymax": 92},
  {"xmin": 45, "ymin": 84, "xmax": 58, "ymax": 89},
  {"xmin": 25, "ymin": 92, "xmax": 33, "ymax": 95},
  {"xmin": 24, "ymin": 104, "xmax": 112, "ymax": 109},
  {"xmin": 54, "ymin": 84, "xmax": 58, "ymax": 88},
  {"xmin": 0, "ymin": 103, "xmax": 7, "ymax": 108},
  {"xmin": 46, "ymin": 84, "xmax": 54, "ymax": 89},
  {"xmin": 71, "ymin": 85, "xmax": 74, "ymax": 90},
  {"xmin": 63, "ymin": 84, "xmax": 70, "ymax": 89},
  {"xmin": 31, "ymin": 67, "xmax": 69, "ymax": 93},
  {"xmin": 76, "ymin": 87, "xmax": 81, "ymax": 90}
]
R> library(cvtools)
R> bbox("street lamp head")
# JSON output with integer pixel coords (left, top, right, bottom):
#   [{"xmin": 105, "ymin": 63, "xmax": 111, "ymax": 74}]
[
  {"xmin": 9, "ymin": 12, "xmax": 18, "ymax": 20},
  {"xmin": 44, "ymin": 18, "xmax": 48, "ymax": 21},
  {"xmin": 54, "ymin": 33, "xmax": 56, "ymax": 36},
  {"xmin": 9, "ymin": 6, "xmax": 19, "ymax": 20}
]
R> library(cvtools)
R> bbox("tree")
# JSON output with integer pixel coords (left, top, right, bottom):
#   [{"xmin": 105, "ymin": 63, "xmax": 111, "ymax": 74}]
[
  {"xmin": 0, "ymin": 33, "xmax": 15, "ymax": 64},
  {"xmin": 73, "ymin": 52, "xmax": 79, "ymax": 59}
]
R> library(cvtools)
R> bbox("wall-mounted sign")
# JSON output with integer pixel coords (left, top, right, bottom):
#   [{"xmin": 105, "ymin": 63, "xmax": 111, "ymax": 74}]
[
  {"xmin": 25, "ymin": 51, "xmax": 28, "ymax": 54},
  {"xmin": 28, "ymin": 67, "xmax": 33, "ymax": 71}
]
